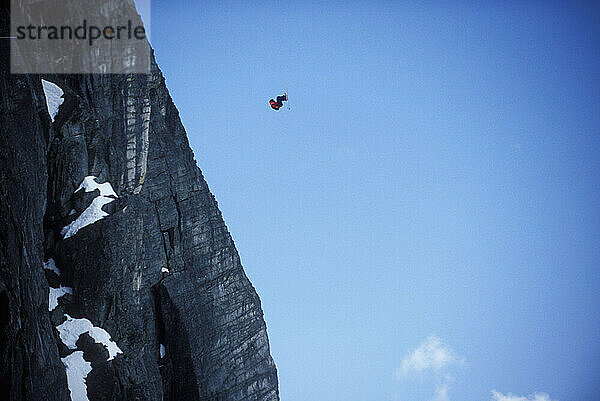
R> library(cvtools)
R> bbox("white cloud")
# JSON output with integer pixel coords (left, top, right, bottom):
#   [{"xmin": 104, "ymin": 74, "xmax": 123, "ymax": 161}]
[
  {"xmin": 399, "ymin": 335, "xmax": 460, "ymax": 377},
  {"xmin": 396, "ymin": 336, "xmax": 464, "ymax": 401},
  {"xmin": 491, "ymin": 390, "xmax": 557, "ymax": 401},
  {"xmin": 432, "ymin": 382, "xmax": 450, "ymax": 401}
]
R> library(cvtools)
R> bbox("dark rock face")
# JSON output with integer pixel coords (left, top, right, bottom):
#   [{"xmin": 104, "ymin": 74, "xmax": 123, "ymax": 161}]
[
  {"xmin": 0, "ymin": 2, "xmax": 279, "ymax": 401},
  {"xmin": 0, "ymin": 59, "xmax": 71, "ymax": 401}
]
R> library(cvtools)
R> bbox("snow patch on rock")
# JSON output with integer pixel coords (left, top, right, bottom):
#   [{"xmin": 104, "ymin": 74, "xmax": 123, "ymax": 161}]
[
  {"xmin": 41, "ymin": 79, "xmax": 64, "ymax": 122},
  {"xmin": 61, "ymin": 176, "xmax": 118, "ymax": 239},
  {"xmin": 44, "ymin": 258, "xmax": 61, "ymax": 276},
  {"xmin": 49, "ymin": 286, "xmax": 73, "ymax": 311},
  {"xmin": 57, "ymin": 314, "xmax": 122, "ymax": 360},
  {"xmin": 62, "ymin": 351, "xmax": 92, "ymax": 401},
  {"xmin": 61, "ymin": 196, "xmax": 115, "ymax": 239},
  {"xmin": 76, "ymin": 176, "xmax": 118, "ymax": 197}
]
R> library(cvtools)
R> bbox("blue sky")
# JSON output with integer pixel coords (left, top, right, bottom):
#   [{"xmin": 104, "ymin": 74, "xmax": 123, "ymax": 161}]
[{"xmin": 148, "ymin": 1, "xmax": 600, "ymax": 400}]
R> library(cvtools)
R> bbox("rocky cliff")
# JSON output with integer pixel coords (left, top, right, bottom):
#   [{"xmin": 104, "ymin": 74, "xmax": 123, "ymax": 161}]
[{"xmin": 0, "ymin": 2, "xmax": 279, "ymax": 400}]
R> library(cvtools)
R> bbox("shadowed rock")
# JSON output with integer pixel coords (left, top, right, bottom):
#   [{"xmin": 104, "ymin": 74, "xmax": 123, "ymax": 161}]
[{"xmin": 0, "ymin": 0, "xmax": 279, "ymax": 400}]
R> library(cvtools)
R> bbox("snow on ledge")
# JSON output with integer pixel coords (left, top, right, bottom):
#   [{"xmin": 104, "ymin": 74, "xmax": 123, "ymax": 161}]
[
  {"xmin": 44, "ymin": 258, "xmax": 61, "ymax": 276},
  {"xmin": 62, "ymin": 351, "xmax": 92, "ymax": 401},
  {"xmin": 57, "ymin": 314, "xmax": 122, "ymax": 361},
  {"xmin": 76, "ymin": 176, "xmax": 117, "ymax": 197},
  {"xmin": 61, "ymin": 196, "xmax": 115, "ymax": 239},
  {"xmin": 49, "ymin": 286, "xmax": 73, "ymax": 311},
  {"xmin": 61, "ymin": 176, "xmax": 118, "ymax": 239},
  {"xmin": 41, "ymin": 79, "xmax": 64, "ymax": 122}
]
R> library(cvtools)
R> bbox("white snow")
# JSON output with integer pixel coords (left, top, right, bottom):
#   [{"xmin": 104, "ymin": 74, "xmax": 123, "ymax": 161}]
[
  {"xmin": 57, "ymin": 312, "xmax": 122, "ymax": 401},
  {"xmin": 41, "ymin": 79, "xmax": 64, "ymax": 122},
  {"xmin": 44, "ymin": 258, "xmax": 61, "ymax": 276},
  {"xmin": 62, "ymin": 351, "xmax": 92, "ymax": 401},
  {"xmin": 76, "ymin": 176, "xmax": 118, "ymax": 197},
  {"xmin": 61, "ymin": 177, "xmax": 118, "ymax": 239},
  {"xmin": 49, "ymin": 286, "xmax": 73, "ymax": 311},
  {"xmin": 57, "ymin": 314, "xmax": 122, "ymax": 360},
  {"xmin": 61, "ymin": 196, "xmax": 116, "ymax": 239},
  {"xmin": 160, "ymin": 344, "xmax": 166, "ymax": 358}
]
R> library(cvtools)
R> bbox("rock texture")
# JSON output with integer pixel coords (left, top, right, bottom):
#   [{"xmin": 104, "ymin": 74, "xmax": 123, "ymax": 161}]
[{"xmin": 0, "ymin": 1, "xmax": 279, "ymax": 400}]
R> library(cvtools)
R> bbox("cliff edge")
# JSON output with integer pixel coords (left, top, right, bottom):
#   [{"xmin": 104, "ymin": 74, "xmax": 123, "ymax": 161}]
[{"xmin": 0, "ymin": 1, "xmax": 279, "ymax": 400}]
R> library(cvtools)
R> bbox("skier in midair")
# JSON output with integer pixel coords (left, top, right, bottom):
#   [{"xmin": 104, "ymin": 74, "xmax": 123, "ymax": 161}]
[{"xmin": 269, "ymin": 93, "xmax": 288, "ymax": 110}]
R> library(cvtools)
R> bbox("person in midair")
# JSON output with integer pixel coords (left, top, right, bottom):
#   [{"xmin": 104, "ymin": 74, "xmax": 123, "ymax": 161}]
[{"xmin": 269, "ymin": 93, "xmax": 288, "ymax": 110}]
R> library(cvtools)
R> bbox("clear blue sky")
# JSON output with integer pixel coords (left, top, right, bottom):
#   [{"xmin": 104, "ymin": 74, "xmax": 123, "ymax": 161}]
[{"xmin": 148, "ymin": 1, "xmax": 600, "ymax": 400}]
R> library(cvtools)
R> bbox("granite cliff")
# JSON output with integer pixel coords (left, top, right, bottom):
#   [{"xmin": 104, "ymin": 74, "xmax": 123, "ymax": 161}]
[{"xmin": 0, "ymin": 1, "xmax": 279, "ymax": 400}]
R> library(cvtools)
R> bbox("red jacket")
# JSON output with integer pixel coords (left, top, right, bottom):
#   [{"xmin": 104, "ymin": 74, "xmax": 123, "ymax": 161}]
[{"xmin": 269, "ymin": 100, "xmax": 280, "ymax": 110}]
